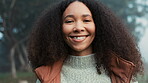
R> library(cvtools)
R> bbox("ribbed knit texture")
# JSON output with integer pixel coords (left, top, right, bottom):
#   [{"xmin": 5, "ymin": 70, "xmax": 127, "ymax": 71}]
[{"xmin": 61, "ymin": 54, "xmax": 111, "ymax": 83}]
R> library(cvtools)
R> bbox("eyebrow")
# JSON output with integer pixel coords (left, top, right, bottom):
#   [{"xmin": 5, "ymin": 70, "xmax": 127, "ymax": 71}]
[
  {"xmin": 63, "ymin": 15, "xmax": 74, "ymax": 20},
  {"xmin": 82, "ymin": 14, "xmax": 92, "ymax": 18},
  {"xmin": 63, "ymin": 14, "xmax": 92, "ymax": 20}
]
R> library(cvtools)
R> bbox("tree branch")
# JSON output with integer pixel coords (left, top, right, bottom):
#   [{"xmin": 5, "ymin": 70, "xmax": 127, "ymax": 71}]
[{"xmin": 10, "ymin": 0, "xmax": 17, "ymax": 9}]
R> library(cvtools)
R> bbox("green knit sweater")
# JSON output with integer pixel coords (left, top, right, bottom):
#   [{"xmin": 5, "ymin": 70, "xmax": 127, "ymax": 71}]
[{"xmin": 60, "ymin": 54, "xmax": 111, "ymax": 83}]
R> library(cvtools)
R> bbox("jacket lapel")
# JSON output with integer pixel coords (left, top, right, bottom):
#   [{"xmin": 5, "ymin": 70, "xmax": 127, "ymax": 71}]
[{"xmin": 110, "ymin": 53, "xmax": 135, "ymax": 83}]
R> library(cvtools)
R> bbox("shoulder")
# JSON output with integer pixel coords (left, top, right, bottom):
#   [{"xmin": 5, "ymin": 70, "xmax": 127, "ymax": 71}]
[
  {"xmin": 109, "ymin": 52, "xmax": 136, "ymax": 82},
  {"xmin": 35, "ymin": 59, "xmax": 64, "ymax": 74},
  {"xmin": 34, "ymin": 60, "xmax": 64, "ymax": 81},
  {"xmin": 35, "ymin": 66, "xmax": 52, "ymax": 81},
  {"xmin": 110, "ymin": 52, "xmax": 135, "ymax": 68},
  {"xmin": 35, "ymin": 65, "xmax": 51, "ymax": 74}
]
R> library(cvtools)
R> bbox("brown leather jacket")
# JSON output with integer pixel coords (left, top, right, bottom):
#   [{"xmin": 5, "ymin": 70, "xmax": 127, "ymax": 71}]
[{"xmin": 35, "ymin": 54, "xmax": 135, "ymax": 83}]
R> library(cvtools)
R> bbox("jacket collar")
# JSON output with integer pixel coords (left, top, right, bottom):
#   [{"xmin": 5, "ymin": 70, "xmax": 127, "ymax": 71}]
[
  {"xmin": 110, "ymin": 52, "xmax": 135, "ymax": 83},
  {"xmin": 35, "ymin": 60, "xmax": 63, "ymax": 83}
]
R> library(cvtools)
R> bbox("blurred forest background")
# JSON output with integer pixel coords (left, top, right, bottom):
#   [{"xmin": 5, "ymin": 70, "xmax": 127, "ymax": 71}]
[{"xmin": 0, "ymin": 0, "xmax": 148, "ymax": 83}]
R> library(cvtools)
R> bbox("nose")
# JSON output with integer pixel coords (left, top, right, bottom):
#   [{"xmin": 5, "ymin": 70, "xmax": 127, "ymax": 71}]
[{"xmin": 73, "ymin": 21, "xmax": 85, "ymax": 33}]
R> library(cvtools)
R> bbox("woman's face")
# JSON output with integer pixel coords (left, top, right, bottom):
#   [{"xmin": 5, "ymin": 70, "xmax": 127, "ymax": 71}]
[{"xmin": 62, "ymin": 1, "xmax": 95, "ymax": 56}]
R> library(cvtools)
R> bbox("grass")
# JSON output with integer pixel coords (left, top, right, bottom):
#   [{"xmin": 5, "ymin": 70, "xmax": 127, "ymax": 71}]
[{"xmin": 0, "ymin": 72, "xmax": 36, "ymax": 83}]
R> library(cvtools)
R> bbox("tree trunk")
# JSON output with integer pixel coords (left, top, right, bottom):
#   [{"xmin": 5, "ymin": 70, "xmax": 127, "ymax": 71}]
[
  {"xmin": 22, "ymin": 44, "xmax": 32, "ymax": 71},
  {"xmin": 10, "ymin": 46, "xmax": 17, "ymax": 78},
  {"xmin": 18, "ymin": 48, "xmax": 26, "ymax": 71}
]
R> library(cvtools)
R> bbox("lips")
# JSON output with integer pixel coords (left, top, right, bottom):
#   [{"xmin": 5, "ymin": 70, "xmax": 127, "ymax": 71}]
[{"xmin": 69, "ymin": 35, "xmax": 89, "ymax": 42}]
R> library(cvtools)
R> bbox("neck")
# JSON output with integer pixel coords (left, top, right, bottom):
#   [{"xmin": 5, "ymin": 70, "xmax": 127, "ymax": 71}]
[{"xmin": 71, "ymin": 46, "xmax": 93, "ymax": 56}]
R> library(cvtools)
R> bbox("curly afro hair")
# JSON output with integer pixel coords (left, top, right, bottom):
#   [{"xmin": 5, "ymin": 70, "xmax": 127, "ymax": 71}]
[{"xmin": 28, "ymin": 0, "xmax": 143, "ymax": 77}]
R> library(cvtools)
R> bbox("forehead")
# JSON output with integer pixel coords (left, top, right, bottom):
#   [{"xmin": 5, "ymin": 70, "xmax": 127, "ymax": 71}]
[{"xmin": 63, "ymin": 1, "xmax": 92, "ymax": 17}]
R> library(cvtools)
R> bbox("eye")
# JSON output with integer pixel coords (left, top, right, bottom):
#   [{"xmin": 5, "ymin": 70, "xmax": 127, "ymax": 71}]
[
  {"xmin": 83, "ymin": 20, "xmax": 91, "ymax": 22},
  {"xmin": 64, "ymin": 20, "xmax": 74, "ymax": 23}
]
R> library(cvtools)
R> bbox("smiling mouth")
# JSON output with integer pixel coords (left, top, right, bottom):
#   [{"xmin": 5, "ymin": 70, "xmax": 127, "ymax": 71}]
[{"xmin": 69, "ymin": 35, "xmax": 89, "ymax": 42}]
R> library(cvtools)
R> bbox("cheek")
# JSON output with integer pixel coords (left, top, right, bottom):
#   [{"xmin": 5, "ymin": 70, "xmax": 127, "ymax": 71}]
[
  {"xmin": 92, "ymin": 24, "xmax": 96, "ymax": 33},
  {"xmin": 62, "ymin": 25, "xmax": 68, "ymax": 35},
  {"xmin": 62, "ymin": 25, "xmax": 72, "ymax": 36},
  {"xmin": 87, "ymin": 24, "xmax": 96, "ymax": 34}
]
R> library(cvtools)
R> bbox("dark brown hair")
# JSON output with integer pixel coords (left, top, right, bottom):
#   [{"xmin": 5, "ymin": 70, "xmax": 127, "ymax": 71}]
[{"xmin": 28, "ymin": 0, "xmax": 143, "ymax": 76}]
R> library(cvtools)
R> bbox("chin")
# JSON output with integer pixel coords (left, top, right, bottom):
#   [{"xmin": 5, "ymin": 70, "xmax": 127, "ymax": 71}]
[
  {"xmin": 72, "ymin": 46, "xmax": 92, "ymax": 54},
  {"xmin": 73, "ymin": 48, "xmax": 84, "ymax": 52}
]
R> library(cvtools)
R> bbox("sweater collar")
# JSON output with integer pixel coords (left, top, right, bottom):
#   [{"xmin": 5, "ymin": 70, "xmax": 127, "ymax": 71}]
[{"xmin": 63, "ymin": 54, "xmax": 96, "ymax": 69}]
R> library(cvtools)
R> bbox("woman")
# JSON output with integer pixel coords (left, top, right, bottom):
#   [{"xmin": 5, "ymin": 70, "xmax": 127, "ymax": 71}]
[{"xmin": 28, "ymin": 0, "xmax": 143, "ymax": 83}]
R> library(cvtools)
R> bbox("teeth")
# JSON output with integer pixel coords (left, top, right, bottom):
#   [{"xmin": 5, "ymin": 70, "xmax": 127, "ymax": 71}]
[{"xmin": 73, "ymin": 37, "xmax": 85, "ymax": 40}]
